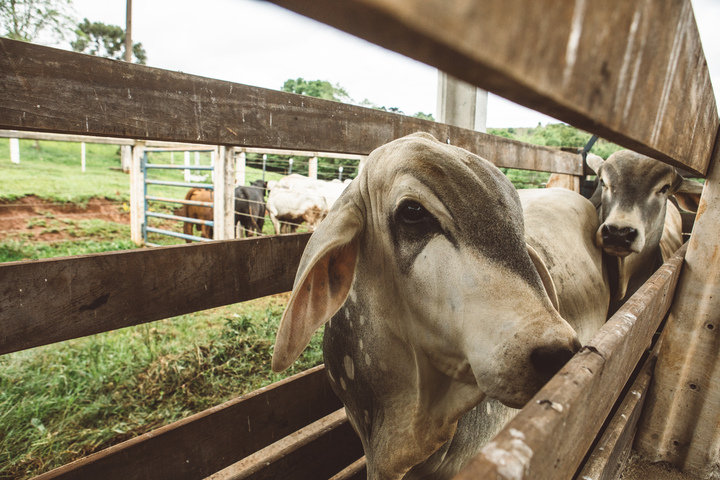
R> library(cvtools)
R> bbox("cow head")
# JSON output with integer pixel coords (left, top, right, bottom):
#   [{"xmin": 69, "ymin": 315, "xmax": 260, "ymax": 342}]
[
  {"xmin": 587, "ymin": 150, "xmax": 703, "ymax": 300},
  {"xmin": 272, "ymin": 133, "xmax": 580, "ymax": 479}
]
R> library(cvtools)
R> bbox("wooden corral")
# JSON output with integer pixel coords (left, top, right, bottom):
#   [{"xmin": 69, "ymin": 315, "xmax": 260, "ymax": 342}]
[{"xmin": 1, "ymin": 0, "xmax": 719, "ymax": 478}]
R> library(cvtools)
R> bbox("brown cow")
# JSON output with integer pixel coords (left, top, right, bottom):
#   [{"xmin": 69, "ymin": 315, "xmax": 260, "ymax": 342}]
[{"xmin": 177, "ymin": 188, "xmax": 213, "ymax": 242}]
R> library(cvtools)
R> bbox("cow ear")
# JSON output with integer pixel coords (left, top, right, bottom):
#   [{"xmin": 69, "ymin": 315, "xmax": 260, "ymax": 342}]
[
  {"xmin": 526, "ymin": 244, "xmax": 560, "ymax": 312},
  {"xmin": 272, "ymin": 199, "xmax": 364, "ymax": 372},
  {"xmin": 672, "ymin": 177, "xmax": 703, "ymax": 213},
  {"xmin": 585, "ymin": 153, "xmax": 604, "ymax": 174}
]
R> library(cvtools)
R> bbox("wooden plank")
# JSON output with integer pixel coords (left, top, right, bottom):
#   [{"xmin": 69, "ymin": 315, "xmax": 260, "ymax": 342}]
[
  {"xmin": 576, "ymin": 342, "xmax": 659, "ymax": 480},
  {"xmin": 215, "ymin": 409, "xmax": 364, "ymax": 480},
  {"xmin": 32, "ymin": 366, "xmax": 342, "ymax": 480},
  {"xmin": 0, "ymin": 129, "xmax": 135, "ymax": 145},
  {"xmin": 330, "ymin": 458, "xmax": 367, "ymax": 480},
  {"xmin": 267, "ymin": 0, "xmax": 718, "ymax": 176},
  {"xmin": 452, "ymin": 244, "xmax": 687, "ymax": 479},
  {"xmin": 633, "ymin": 129, "xmax": 720, "ymax": 478},
  {"xmin": 0, "ymin": 38, "xmax": 581, "ymax": 175},
  {"xmin": 0, "ymin": 233, "xmax": 310, "ymax": 355}
]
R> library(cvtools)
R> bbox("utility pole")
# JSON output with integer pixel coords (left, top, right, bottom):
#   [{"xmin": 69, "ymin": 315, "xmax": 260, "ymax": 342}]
[
  {"xmin": 124, "ymin": 0, "xmax": 132, "ymax": 62},
  {"xmin": 121, "ymin": 0, "xmax": 133, "ymax": 173}
]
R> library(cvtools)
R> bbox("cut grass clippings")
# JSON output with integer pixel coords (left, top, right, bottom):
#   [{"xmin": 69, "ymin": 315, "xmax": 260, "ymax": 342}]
[{"xmin": 0, "ymin": 296, "xmax": 323, "ymax": 479}]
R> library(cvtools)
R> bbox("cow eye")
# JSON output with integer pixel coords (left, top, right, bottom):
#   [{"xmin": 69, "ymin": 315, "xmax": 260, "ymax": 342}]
[
  {"xmin": 398, "ymin": 201, "xmax": 432, "ymax": 224},
  {"xmin": 600, "ymin": 178, "xmax": 607, "ymax": 189},
  {"xmin": 659, "ymin": 184, "xmax": 671, "ymax": 195}
]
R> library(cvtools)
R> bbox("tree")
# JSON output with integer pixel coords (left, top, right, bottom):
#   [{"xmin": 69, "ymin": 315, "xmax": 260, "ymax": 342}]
[
  {"xmin": 282, "ymin": 78, "xmax": 351, "ymax": 102},
  {"xmin": 71, "ymin": 18, "xmax": 146, "ymax": 64},
  {"xmin": 0, "ymin": 0, "xmax": 75, "ymax": 44}
]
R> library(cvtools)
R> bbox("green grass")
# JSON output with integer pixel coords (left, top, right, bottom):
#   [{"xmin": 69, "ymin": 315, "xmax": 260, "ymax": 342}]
[{"xmin": 0, "ymin": 297, "xmax": 323, "ymax": 479}]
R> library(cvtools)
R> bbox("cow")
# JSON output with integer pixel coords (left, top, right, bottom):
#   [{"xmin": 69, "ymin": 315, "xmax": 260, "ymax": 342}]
[
  {"xmin": 520, "ymin": 187, "xmax": 610, "ymax": 344},
  {"xmin": 266, "ymin": 175, "xmax": 349, "ymax": 234},
  {"xmin": 586, "ymin": 150, "xmax": 703, "ymax": 313},
  {"xmin": 177, "ymin": 187, "xmax": 213, "ymax": 242},
  {"xmin": 272, "ymin": 133, "xmax": 580, "ymax": 479},
  {"xmin": 234, "ymin": 179, "xmax": 267, "ymax": 237}
]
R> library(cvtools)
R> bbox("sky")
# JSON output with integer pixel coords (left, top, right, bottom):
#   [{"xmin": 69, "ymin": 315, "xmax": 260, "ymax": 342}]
[{"xmin": 63, "ymin": 0, "xmax": 720, "ymax": 129}]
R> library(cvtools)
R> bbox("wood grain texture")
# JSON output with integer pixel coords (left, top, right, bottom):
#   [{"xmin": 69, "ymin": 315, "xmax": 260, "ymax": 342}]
[
  {"xmin": 634, "ymin": 129, "xmax": 720, "ymax": 478},
  {"xmin": 267, "ymin": 0, "xmax": 718, "ymax": 175},
  {"xmin": 0, "ymin": 233, "xmax": 310, "ymax": 355},
  {"xmin": 452, "ymin": 244, "xmax": 687, "ymax": 479},
  {"xmin": 32, "ymin": 366, "xmax": 342, "ymax": 480},
  {"xmin": 577, "ymin": 344, "xmax": 659, "ymax": 480},
  {"xmin": 237, "ymin": 410, "xmax": 364, "ymax": 480},
  {"xmin": 0, "ymin": 38, "xmax": 582, "ymax": 174}
]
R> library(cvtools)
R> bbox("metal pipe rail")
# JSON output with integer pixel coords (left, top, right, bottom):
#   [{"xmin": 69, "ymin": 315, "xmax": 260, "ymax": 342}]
[
  {"xmin": 145, "ymin": 195, "xmax": 213, "ymax": 208},
  {"xmin": 145, "ymin": 226, "xmax": 212, "ymax": 242},
  {"xmin": 145, "ymin": 179, "xmax": 214, "ymax": 189},
  {"xmin": 146, "ymin": 211, "xmax": 214, "ymax": 226},
  {"xmin": 145, "ymin": 163, "xmax": 214, "ymax": 171}
]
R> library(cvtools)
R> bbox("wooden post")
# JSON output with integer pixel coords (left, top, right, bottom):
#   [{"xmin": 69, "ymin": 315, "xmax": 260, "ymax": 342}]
[
  {"xmin": 236, "ymin": 149, "xmax": 246, "ymax": 185},
  {"xmin": 309, "ymin": 156, "xmax": 318, "ymax": 179},
  {"xmin": 129, "ymin": 141, "xmax": 145, "ymax": 246},
  {"xmin": 9, "ymin": 137, "xmax": 19, "ymax": 164},
  {"xmin": 213, "ymin": 146, "xmax": 235, "ymax": 240},
  {"xmin": 81, "ymin": 142, "xmax": 86, "ymax": 172},
  {"xmin": 634, "ymin": 129, "xmax": 720, "ymax": 478}
]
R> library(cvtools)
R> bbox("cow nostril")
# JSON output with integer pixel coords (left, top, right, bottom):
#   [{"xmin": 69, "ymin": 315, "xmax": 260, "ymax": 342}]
[
  {"xmin": 624, "ymin": 228, "xmax": 638, "ymax": 244},
  {"xmin": 530, "ymin": 345, "xmax": 576, "ymax": 383},
  {"xmin": 601, "ymin": 224, "xmax": 614, "ymax": 240}
]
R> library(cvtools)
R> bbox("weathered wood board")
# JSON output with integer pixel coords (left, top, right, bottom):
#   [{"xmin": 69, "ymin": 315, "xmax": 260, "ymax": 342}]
[
  {"xmin": 452, "ymin": 245, "xmax": 686, "ymax": 479},
  {"xmin": 0, "ymin": 234, "xmax": 310, "ymax": 355},
  {"xmin": 634, "ymin": 128, "xmax": 720, "ymax": 478},
  {"xmin": 267, "ymin": 0, "xmax": 718, "ymax": 175},
  {"xmin": 0, "ymin": 38, "xmax": 582, "ymax": 174},
  {"xmin": 32, "ymin": 366, "xmax": 342, "ymax": 480},
  {"xmin": 577, "ymin": 344, "xmax": 659, "ymax": 480}
]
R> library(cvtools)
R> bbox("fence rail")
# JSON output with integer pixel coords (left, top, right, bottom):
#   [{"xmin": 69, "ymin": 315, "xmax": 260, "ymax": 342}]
[
  {"xmin": 266, "ymin": 0, "xmax": 718, "ymax": 176},
  {"xmin": 0, "ymin": 234, "xmax": 310, "ymax": 355},
  {"xmin": 0, "ymin": 38, "xmax": 584, "ymax": 176}
]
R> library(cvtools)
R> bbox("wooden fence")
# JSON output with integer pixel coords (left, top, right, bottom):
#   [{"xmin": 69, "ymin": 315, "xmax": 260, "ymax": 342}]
[{"xmin": 1, "ymin": 0, "xmax": 719, "ymax": 478}]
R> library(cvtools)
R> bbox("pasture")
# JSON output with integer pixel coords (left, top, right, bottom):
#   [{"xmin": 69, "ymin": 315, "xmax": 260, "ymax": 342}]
[{"xmin": 0, "ymin": 133, "xmax": 608, "ymax": 478}]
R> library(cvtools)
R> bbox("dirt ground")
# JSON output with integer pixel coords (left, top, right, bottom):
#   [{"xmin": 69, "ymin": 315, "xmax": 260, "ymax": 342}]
[
  {"xmin": 0, "ymin": 196, "xmax": 129, "ymax": 241},
  {"xmin": 620, "ymin": 451, "xmax": 696, "ymax": 480}
]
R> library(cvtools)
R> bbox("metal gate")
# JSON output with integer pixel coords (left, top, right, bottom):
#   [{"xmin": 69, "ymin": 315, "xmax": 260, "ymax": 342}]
[{"xmin": 141, "ymin": 147, "xmax": 217, "ymax": 246}]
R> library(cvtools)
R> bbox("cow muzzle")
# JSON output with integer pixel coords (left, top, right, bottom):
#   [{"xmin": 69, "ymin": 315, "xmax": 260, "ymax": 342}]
[
  {"xmin": 597, "ymin": 223, "xmax": 643, "ymax": 257},
  {"xmin": 476, "ymin": 328, "xmax": 581, "ymax": 409}
]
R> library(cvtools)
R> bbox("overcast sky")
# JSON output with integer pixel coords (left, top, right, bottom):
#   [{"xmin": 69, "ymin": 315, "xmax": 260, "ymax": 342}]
[{"xmin": 66, "ymin": 0, "xmax": 719, "ymax": 129}]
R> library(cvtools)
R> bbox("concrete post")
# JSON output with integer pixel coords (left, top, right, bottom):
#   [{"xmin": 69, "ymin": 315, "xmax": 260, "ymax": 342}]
[
  {"xmin": 436, "ymin": 71, "xmax": 488, "ymax": 132},
  {"xmin": 130, "ymin": 141, "xmax": 146, "ymax": 245},
  {"xmin": 10, "ymin": 137, "xmax": 20, "ymax": 164},
  {"xmin": 236, "ymin": 149, "xmax": 246, "ymax": 185},
  {"xmin": 309, "ymin": 156, "xmax": 318, "ymax": 179},
  {"xmin": 213, "ymin": 146, "xmax": 235, "ymax": 240}
]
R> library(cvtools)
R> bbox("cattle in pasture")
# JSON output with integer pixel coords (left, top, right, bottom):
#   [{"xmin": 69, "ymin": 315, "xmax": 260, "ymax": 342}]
[
  {"xmin": 266, "ymin": 175, "xmax": 349, "ymax": 234},
  {"xmin": 586, "ymin": 150, "xmax": 703, "ymax": 313},
  {"xmin": 520, "ymin": 188, "xmax": 610, "ymax": 344},
  {"xmin": 177, "ymin": 187, "xmax": 213, "ymax": 242},
  {"xmin": 272, "ymin": 133, "xmax": 580, "ymax": 479},
  {"xmin": 234, "ymin": 179, "xmax": 267, "ymax": 237}
]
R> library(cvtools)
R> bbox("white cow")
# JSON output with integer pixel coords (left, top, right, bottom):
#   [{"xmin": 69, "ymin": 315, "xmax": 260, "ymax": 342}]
[
  {"xmin": 586, "ymin": 150, "xmax": 703, "ymax": 313},
  {"xmin": 272, "ymin": 133, "xmax": 580, "ymax": 479},
  {"xmin": 520, "ymin": 188, "xmax": 610, "ymax": 344},
  {"xmin": 266, "ymin": 175, "xmax": 350, "ymax": 234}
]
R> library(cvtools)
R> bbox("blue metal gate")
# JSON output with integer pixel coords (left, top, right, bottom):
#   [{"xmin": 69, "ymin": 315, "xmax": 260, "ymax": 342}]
[{"xmin": 141, "ymin": 148, "xmax": 216, "ymax": 246}]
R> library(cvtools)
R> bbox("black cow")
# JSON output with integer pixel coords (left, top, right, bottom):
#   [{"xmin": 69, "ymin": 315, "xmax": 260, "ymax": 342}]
[{"xmin": 234, "ymin": 179, "xmax": 268, "ymax": 237}]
